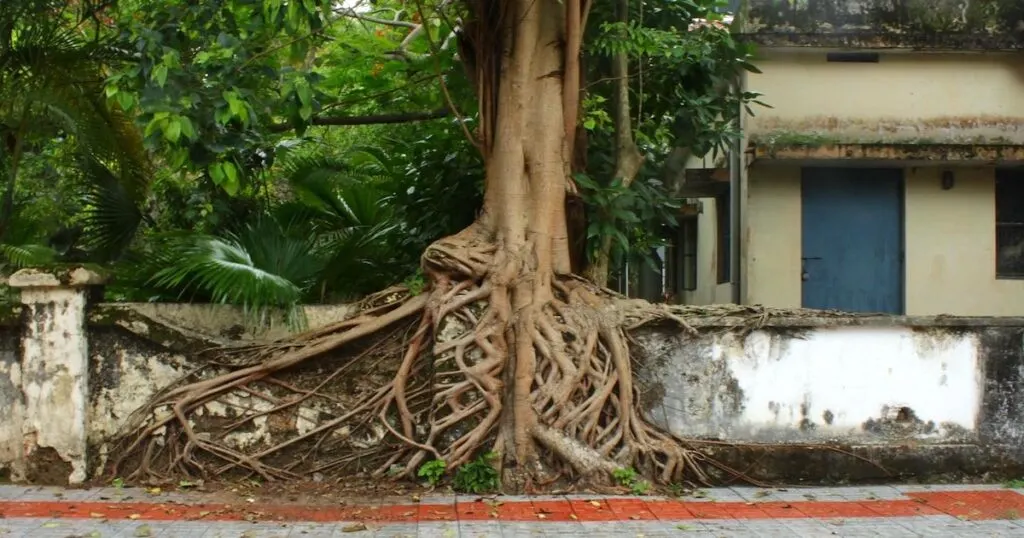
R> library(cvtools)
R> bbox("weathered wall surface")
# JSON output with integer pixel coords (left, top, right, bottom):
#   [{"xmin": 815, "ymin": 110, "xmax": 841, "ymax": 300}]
[
  {"xmin": 638, "ymin": 324, "xmax": 986, "ymax": 443},
  {"xmin": 4, "ymin": 271, "xmax": 1024, "ymax": 484},
  {"xmin": 742, "ymin": 165, "xmax": 1024, "ymax": 315},
  {"xmin": 636, "ymin": 318, "xmax": 1024, "ymax": 481},
  {"xmin": 739, "ymin": 0, "xmax": 1024, "ymax": 50},
  {"xmin": 746, "ymin": 51, "xmax": 1024, "ymax": 146},
  {"xmin": 0, "ymin": 326, "xmax": 22, "ymax": 482},
  {"xmin": 85, "ymin": 302, "xmax": 359, "ymax": 476}
]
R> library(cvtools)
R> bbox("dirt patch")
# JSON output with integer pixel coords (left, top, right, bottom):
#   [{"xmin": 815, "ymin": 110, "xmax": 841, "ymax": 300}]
[{"xmin": 26, "ymin": 447, "xmax": 72, "ymax": 485}]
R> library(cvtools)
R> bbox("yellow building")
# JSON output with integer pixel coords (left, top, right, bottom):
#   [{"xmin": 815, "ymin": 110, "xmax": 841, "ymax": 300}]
[{"xmin": 657, "ymin": 0, "xmax": 1024, "ymax": 316}]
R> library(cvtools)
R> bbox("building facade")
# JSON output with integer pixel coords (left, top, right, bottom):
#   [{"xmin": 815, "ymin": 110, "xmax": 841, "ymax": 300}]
[{"xmin": 658, "ymin": 0, "xmax": 1024, "ymax": 316}]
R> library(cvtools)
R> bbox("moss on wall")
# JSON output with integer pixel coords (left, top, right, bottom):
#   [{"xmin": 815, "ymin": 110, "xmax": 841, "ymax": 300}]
[
  {"xmin": 739, "ymin": 0, "xmax": 1024, "ymax": 49},
  {"xmin": 750, "ymin": 130, "xmax": 1019, "ymax": 147}
]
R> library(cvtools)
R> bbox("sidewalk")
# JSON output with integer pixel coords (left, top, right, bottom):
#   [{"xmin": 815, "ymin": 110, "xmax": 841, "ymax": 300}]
[{"xmin": 0, "ymin": 483, "xmax": 1022, "ymax": 536}]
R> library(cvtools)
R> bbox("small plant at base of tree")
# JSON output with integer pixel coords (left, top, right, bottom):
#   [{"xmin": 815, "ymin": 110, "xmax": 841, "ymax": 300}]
[
  {"xmin": 666, "ymin": 483, "xmax": 687, "ymax": 498},
  {"xmin": 418, "ymin": 459, "xmax": 447, "ymax": 486},
  {"xmin": 613, "ymin": 467, "xmax": 651, "ymax": 495},
  {"xmin": 403, "ymin": 271, "xmax": 427, "ymax": 296},
  {"xmin": 452, "ymin": 452, "xmax": 500, "ymax": 494}
]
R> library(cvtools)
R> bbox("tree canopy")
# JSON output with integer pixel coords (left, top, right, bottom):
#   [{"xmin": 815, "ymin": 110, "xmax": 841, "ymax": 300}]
[{"xmin": 3, "ymin": 0, "xmax": 758, "ymax": 316}]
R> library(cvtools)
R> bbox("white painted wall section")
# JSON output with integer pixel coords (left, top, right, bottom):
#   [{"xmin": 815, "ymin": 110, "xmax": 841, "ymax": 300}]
[{"xmin": 644, "ymin": 326, "xmax": 984, "ymax": 444}]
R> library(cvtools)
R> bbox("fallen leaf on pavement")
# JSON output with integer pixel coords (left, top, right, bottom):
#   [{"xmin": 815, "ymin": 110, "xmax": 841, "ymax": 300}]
[
  {"xmin": 134, "ymin": 524, "xmax": 153, "ymax": 537},
  {"xmin": 341, "ymin": 522, "xmax": 368, "ymax": 532}
]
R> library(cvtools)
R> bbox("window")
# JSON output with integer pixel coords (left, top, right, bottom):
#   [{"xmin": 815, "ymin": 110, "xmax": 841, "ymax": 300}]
[
  {"xmin": 996, "ymin": 170, "xmax": 1024, "ymax": 278},
  {"xmin": 716, "ymin": 192, "xmax": 731, "ymax": 284},
  {"xmin": 664, "ymin": 218, "xmax": 698, "ymax": 300}
]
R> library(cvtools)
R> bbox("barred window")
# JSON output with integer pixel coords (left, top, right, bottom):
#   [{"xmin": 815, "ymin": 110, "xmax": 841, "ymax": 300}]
[{"xmin": 996, "ymin": 170, "xmax": 1024, "ymax": 279}]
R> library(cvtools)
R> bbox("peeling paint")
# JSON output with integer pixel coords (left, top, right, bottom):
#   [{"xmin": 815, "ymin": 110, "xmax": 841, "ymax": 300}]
[
  {"xmin": 17, "ymin": 288, "xmax": 91, "ymax": 484},
  {"xmin": 639, "ymin": 324, "xmax": 988, "ymax": 444}
]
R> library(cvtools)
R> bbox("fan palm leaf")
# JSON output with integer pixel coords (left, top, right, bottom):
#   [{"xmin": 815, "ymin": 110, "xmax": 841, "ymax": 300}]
[{"xmin": 143, "ymin": 218, "xmax": 324, "ymax": 328}]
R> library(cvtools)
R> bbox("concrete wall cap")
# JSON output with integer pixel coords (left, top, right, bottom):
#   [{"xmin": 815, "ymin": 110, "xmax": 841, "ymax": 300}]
[{"xmin": 8, "ymin": 267, "xmax": 106, "ymax": 289}]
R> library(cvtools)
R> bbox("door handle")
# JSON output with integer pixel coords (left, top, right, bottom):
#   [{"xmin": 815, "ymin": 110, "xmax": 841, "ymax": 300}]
[{"xmin": 801, "ymin": 257, "xmax": 821, "ymax": 281}]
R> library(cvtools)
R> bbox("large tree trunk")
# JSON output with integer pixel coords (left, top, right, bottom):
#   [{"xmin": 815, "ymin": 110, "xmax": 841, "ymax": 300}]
[
  {"xmin": 111, "ymin": 0, "xmax": 713, "ymax": 490},
  {"xmin": 424, "ymin": 0, "xmax": 579, "ymax": 476}
]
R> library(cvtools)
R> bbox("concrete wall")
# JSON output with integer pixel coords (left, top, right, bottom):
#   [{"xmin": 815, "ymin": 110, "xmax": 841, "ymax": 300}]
[
  {"xmin": 639, "ymin": 325, "xmax": 985, "ymax": 443},
  {"xmin": 904, "ymin": 167, "xmax": 1024, "ymax": 315},
  {"xmin": 747, "ymin": 51, "xmax": 1024, "ymax": 145},
  {"xmin": 636, "ymin": 317, "xmax": 1024, "ymax": 481},
  {"xmin": 4, "ymin": 269, "xmax": 1024, "ymax": 485},
  {"xmin": 744, "ymin": 167, "xmax": 802, "ymax": 309}
]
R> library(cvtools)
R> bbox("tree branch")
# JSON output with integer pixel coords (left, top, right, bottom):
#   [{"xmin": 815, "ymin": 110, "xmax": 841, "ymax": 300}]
[
  {"xmin": 269, "ymin": 108, "xmax": 449, "ymax": 132},
  {"xmin": 584, "ymin": 0, "xmax": 644, "ymax": 288},
  {"xmin": 334, "ymin": 8, "xmax": 419, "ymax": 29}
]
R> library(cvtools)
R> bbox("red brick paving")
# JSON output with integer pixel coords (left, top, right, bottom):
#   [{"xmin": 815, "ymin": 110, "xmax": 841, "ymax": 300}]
[{"xmin": 0, "ymin": 490, "xmax": 1021, "ymax": 523}]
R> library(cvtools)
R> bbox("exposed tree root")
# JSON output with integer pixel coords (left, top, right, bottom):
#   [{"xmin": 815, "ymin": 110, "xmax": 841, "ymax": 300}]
[{"xmin": 108, "ymin": 231, "xmax": 766, "ymax": 490}]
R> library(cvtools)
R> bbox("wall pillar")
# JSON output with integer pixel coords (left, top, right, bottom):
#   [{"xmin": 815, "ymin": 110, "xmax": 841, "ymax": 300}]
[{"xmin": 7, "ymin": 267, "xmax": 104, "ymax": 484}]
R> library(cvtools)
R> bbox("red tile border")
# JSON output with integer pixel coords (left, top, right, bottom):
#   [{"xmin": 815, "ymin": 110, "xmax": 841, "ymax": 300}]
[{"xmin": 0, "ymin": 490, "xmax": 1021, "ymax": 523}]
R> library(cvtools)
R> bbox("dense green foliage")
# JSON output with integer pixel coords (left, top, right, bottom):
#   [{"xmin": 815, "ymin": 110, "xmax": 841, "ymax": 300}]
[{"xmin": 1, "ymin": 0, "xmax": 758, "ymax": 320}]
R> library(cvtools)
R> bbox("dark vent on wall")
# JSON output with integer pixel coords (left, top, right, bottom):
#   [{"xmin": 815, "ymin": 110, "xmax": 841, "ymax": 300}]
[{"xmin": 826, "ymin": 52, "xmax": 880, "ymax": 63}]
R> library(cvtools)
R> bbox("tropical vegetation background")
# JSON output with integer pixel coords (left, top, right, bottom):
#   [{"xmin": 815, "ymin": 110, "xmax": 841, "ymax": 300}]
[{"xmin": 0, "ymin": 0, "xmax": 755, "ymax": 325}]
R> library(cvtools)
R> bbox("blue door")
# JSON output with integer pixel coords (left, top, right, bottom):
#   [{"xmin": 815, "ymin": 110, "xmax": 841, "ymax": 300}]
[{"xmin": 801, "ymin": 168, "xmax": 903, "ymax": 314}]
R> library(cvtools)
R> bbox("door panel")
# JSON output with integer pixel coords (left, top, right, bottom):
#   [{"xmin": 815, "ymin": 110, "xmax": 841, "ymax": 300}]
[{"xmin": 801, "ymin": 168, "xmax": 903, "ymax": 314}]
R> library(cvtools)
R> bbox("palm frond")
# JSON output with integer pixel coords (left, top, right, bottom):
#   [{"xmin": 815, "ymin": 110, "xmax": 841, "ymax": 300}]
[
  {"xmin": 0, "ymin": 242, "xmax": 56, "ymax": 269},
  {"xmin": 147, "ymin": 233, "xmax": 308, "ymax": 327},
  {"xmin": 141, "ymin": 217, "xmax": 326, "ymax": 329},
  {"xmin": 230, "ymin": 218, "xmax": 323, "ymax": 292},
  {"xmin": 77, "ymin": 155, "xmax": 146, "ymax": 261}
]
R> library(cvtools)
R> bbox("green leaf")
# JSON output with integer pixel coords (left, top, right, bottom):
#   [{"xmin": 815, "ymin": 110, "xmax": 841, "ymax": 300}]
[
  {"xmin": 178, "ymin": 116, "xmax": 196, "ymax": 140},
  {"xmin": 164, "ymin": 119, "xmax": 181, "ymax": 143},
  {"xmin": 739, "ymin": 60, "xmax": 762, "ymax": 74},
  {"xmin": 151, "ymin": 64, "xmax": 168, "ymax": 87},
  {"xmin": 295, "ymin": 82, "xmax": 312, "ymax": 108},
  {"xmin": 221, "ymin": 162, "xmax": 240, "ymax": 195},
  {"xmin": 0, "ymin": 243, "xmax": 57, "ymax": 268},
  {"xmin": 116, "ymin": 92, "xmax": 134, "ymax": 111}
]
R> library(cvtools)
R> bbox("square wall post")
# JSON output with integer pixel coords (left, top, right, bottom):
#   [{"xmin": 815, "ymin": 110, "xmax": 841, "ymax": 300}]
[{"xmin": 7, "ymin": 267, "xmax": 104, "ymax": 484}]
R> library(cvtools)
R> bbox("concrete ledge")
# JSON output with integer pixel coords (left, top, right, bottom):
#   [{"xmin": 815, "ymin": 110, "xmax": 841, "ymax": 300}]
[
  {"xmin": 747, "ymin": 143, "xmax": 1024, "ymax": 164},
  {"xmin": 703, "ymin": 443, "xmax": 1024, "ymax": 484},
  {"xmin": 668, "ymin": 304, "xmax": 1024, "ymax": 329},
  {"xmin": 8, "ymin": 267, "xmax": 105, "ymax": 289},
  {"xmin": 737, "ymin": 32, "xmax": 1024, "ymax": 52}
]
